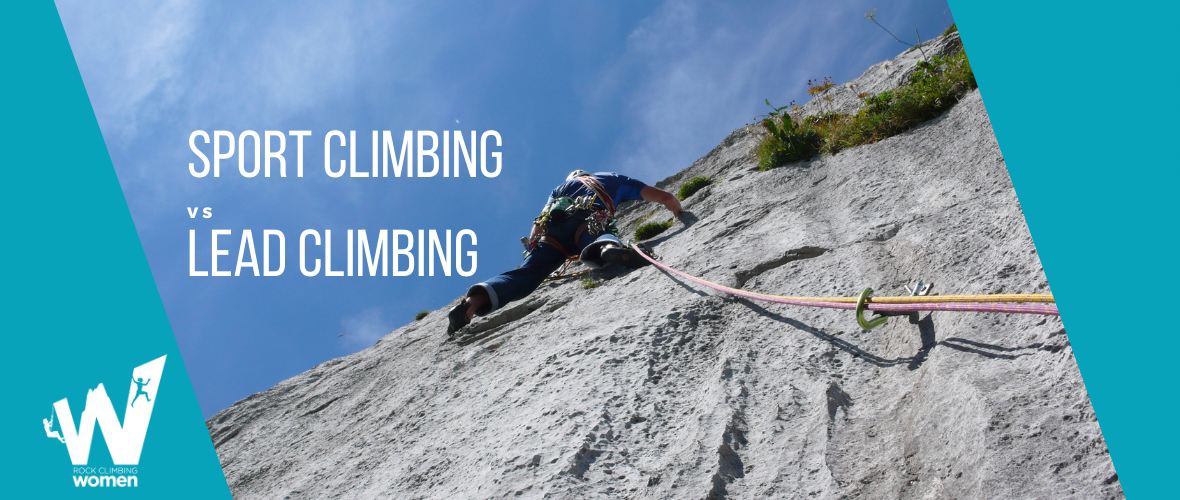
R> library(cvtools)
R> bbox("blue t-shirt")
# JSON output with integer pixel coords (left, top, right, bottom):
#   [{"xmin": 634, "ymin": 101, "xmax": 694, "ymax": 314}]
[{"xmin": 545, "ymin": 172, "xmax": 648, "ymax": 212}]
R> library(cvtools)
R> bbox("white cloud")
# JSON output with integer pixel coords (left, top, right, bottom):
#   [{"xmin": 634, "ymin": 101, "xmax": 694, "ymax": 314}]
[
  {"xmin": 339, "ymin": 307, "xmax": 393, "ymax": 348},
  {"xmin": 625, "ymin": 0, "xmax": 698, "ymax": 56},
  {"xmin": 57, "ymin": 0, "xmax": 201, "ymax": 143}
]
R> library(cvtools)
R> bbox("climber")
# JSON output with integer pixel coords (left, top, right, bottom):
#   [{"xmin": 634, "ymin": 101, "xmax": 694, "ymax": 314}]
[
  {"xmin": 131, "ymin": 377, "xmax": 152, "ymax": 407},
  {"xmin": 43, "ymin": 409, "xmax": 65, "ymax": 443},
  {"xmin": 447, "ymin": 170, "xmax": 684, "ymax": 335}
]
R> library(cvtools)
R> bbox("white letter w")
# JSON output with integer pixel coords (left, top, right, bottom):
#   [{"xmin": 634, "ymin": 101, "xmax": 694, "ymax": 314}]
[{"xmin": 52, "ymin": 355, "xmax": 166, "ymax": 465}]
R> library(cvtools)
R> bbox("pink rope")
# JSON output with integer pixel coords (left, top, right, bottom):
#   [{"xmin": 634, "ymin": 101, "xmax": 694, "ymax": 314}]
[
  {"xmin": 630, "ymin": 243, "xmax": 1059, "ymax": 316},
  {"xmin": 869, "ymin": 301, "xmax": 1058, "ymax": 315}
]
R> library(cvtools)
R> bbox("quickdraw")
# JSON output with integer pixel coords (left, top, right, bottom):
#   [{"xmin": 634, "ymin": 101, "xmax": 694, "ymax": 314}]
[{"xmin": 575, "ymin": 175, "xmax": 616, "ymax": 216}]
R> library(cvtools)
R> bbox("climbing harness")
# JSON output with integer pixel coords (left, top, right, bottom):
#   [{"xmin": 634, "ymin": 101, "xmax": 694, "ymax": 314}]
[
  {"xmin": 627, "ymin": 242, "xmax": 1058, "ymax": 331},
  {"xmin": 528, "ymin": 175, "xmax": 617, "ymax": 244},
  {"xmin": 536, "ymin": 235, "xmax": 575, "ymax": 260},
  {"xmin": 524, "ymin": 175, "xmax": 625, "ymax": 281},
  {"xmin": 526, "ymin": 196, "xmax": 593, "ymax": 255}
]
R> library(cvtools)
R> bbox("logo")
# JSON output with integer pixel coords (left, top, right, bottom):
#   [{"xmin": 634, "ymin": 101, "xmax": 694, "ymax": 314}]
[{"xmin": 43, "ymin": 355, "xmax": 166, "ymax": 488}]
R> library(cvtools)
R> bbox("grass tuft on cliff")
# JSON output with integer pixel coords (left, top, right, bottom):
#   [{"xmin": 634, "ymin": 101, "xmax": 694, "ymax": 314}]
[
  {"xmin": 757, "ymin": 44, "xmax": 975, "ymax": 170},
  {"xmin": 677, "ymin": 176, "xmax": 713, "ymax": 201},
  {"xmin": 635, "ymin": 220, "xmax": 673, "ymax": 240}
]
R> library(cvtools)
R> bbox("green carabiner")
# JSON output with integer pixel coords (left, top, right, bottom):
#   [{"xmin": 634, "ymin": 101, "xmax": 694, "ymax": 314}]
[{"xmin": 856, "ymin": 287, "xmax": 888, "ymax": 331}]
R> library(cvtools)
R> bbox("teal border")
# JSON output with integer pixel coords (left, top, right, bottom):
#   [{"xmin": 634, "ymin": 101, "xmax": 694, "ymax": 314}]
[
  {"xmin": 0, "ymin": 3, "xmax": 231, "ymax": 497},
  {"xmin": 951, "ymin": 1, "xmax": 1176, "ymax": 496}
]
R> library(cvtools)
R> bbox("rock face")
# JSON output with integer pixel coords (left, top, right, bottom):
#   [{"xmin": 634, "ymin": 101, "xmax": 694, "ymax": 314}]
[{"xmin": 208, "ymin": 33, "xmax": 1123, "ymax": 499}]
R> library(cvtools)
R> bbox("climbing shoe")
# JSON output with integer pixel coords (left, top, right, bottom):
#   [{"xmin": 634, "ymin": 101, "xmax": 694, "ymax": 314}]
[
  {"xmin": 600, "ymin": 244, "xmax": 651, "ymax": 269},
  {"xmin": 446, "ymin": 302, "xmax": 470, "ymax": 336}
]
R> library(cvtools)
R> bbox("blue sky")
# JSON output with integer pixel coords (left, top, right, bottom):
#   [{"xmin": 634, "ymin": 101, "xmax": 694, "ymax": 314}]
[{"xmin": 57, "ymin": 0, "xmax": 952, "ymax": 417}]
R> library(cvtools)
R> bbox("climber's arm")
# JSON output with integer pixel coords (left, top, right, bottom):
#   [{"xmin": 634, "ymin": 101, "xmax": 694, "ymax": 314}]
[{"xmin": 640, "ymin": 186, "xmax": 684, "ymax": 217}]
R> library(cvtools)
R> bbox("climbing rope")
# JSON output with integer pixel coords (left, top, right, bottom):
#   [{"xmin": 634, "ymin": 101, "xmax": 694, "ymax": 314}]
[
  {"xmin": 627, "ymin": 242, "xmax": 1058, "ymax": 329},
  {"xmin": 810, "ymin": 293, "xmax": 1055, "ymax": 304}
]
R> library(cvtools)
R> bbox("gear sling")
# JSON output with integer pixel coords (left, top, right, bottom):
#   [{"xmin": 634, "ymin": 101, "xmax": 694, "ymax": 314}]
[{"xmin": 528, "ymin": 175, "xmax": 620, "ymax": 264}]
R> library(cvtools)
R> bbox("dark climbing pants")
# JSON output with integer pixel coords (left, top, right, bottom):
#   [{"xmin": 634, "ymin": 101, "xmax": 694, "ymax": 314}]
[{"xmin": 468, "ymin": 212, "xmax": 617, "ymax": 315}]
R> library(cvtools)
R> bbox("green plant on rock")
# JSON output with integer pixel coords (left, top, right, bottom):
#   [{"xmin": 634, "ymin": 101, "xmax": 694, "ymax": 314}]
[
  {"xmin": 755, "ymin": 100, "xmax": 824, "ymax": 170},
  {"xmin": 827, "ymin": 50, "xmax": 976, "ymax": 153},
  {"xmin": 634, "ymin": 220, "xmax": 673, "ymax": 240},
  {"xmin": 414, "ymin": 311, "xmax": 429, "ymax": 321},
  {"xmin": 580, "ymin": 277, "xmax": 599, "ymax": 290},
  {"xmin": 677, "ymin": 176, "xmax": 713, "ymax": 201},
  {"xmin": 803, "ymin": 110, "xmax": 847, "ymax": 127},
  {"xmin": 807, "ymin": 77, "xmax": 835, "ymax": 96},
  {"xmin": 753, "ymin": 39, "xmax": 976, "ymax": 167}
]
